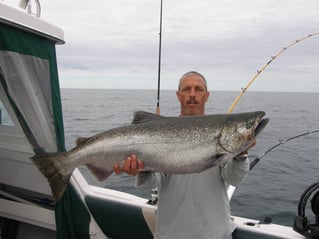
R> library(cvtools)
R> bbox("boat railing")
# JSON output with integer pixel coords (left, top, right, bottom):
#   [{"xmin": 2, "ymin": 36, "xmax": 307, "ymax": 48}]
[
  {"xmin": 19, "ymin": 0, "xmax": 41, "ymax": 17},
  {"xmin": 1, "ymin": 0, "xmax": 41, "ymax": 17}
]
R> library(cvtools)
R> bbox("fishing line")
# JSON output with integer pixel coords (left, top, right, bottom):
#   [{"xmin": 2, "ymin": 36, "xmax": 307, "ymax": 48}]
[{"xmin": 227, "ymin": 32, "xmax": 319, "ymax": 114}]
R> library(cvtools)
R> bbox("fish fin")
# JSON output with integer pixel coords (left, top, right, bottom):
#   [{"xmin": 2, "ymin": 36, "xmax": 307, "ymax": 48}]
[
  {"xmin": 216, "ymin": 154, "xmax": 232, "ymax": 167},
  {"xmin": 32, "ymin": 153, "xmax": 71, "ymax": 202},
  {"xmin": 86, "ymin": 163, "xmax": 113, "ymax": 181},
  {"xmin": 132, "ymin": 111, "xmax": 163, "ymax": 124},
  {"xmin": 136, "ymin": 171, "xmax": 153, "ymax": 186},
  {"xmin": 75, "ymin": 137, "xmax": 88, "ymax": 145}
]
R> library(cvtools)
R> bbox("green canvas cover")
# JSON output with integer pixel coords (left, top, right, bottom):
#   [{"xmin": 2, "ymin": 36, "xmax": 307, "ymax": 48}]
[{"xmin": 0, "ymin": 22, "xmax": 90, "ymax": 239}]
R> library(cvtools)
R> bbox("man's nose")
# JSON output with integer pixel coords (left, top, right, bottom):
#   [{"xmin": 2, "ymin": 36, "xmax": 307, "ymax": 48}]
[{"xmin": 189, "ymin": 88, "xmax": 196, "ymax": 96}]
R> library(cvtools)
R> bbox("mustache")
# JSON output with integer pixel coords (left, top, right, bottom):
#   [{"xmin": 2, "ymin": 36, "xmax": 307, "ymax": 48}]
[{"xmin": 186, "ymin": 97, "xmax": 199, "ymax": 104}]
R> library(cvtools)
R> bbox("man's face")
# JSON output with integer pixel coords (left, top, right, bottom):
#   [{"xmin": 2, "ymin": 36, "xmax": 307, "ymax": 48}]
[{"xmin": 176, "ymin": 74, "xmax": 210, "ymax": 116}]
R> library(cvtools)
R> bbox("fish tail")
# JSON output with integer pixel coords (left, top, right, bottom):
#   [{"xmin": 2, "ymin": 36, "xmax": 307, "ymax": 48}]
[{"xmin": 32, "ymin": 153, "xmax": 71, "ymax": 202}]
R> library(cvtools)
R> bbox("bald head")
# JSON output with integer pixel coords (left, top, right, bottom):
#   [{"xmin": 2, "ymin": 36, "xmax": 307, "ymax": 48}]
[{"xmin": 178, "ymin": 71, "xmax": 207, "ymax": 91}]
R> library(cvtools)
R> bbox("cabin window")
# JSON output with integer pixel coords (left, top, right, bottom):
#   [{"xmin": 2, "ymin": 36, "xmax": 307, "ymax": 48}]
[{"xmin": 0, "ymin": 99, "xmax": 14, "ymax": 126}]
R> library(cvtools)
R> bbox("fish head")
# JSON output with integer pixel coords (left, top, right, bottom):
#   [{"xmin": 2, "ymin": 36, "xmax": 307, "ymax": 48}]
[{"xmin": 218, "ymin": 111, "xmax": 269, "ymax": 155}]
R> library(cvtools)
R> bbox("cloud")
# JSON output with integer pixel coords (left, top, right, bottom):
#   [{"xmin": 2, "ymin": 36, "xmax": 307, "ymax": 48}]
[{"xmin": 33, "ymin": 0, "xmax": 319, "ymax": 91}]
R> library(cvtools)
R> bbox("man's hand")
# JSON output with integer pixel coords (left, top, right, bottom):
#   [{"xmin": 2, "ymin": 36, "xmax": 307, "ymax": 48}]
[
  {"xmin": 234, "ymin": 140, "xmax": 256, "ymax": 162},
  {"xmin": 113, "ymin": 155, "xmax": 144, "ymax": 176}
]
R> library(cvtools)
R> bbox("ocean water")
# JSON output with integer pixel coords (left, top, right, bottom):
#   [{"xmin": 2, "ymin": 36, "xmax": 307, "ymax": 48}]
[{"xmin": 61, "ymin": 89, "xmax": 319, "ymax": 227}]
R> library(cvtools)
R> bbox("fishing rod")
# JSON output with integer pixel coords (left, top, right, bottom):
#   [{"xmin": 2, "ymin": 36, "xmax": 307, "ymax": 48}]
[
  {"xmin": 156, "ymin": 0, "xmax": 163, "ymax": 115},
  {"xmin": 249, "ymin": 129, "xmax": 319, "ymax": 170},
  {"xmin": 227, "ymin": 32, "xmax": 319, "ymax": 114},
  {"xmin": 227, "ymin": 32, "xmax": 319, "ymax": 199},
  {"xmin": 228, "ymin": 129, "xmax": 319, "ymax": 199}
]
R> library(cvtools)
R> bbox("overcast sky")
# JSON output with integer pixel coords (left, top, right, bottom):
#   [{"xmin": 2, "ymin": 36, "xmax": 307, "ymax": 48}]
[{"xmin": 7, "ymin": 0, "xmax": 319, "ymax": 91}]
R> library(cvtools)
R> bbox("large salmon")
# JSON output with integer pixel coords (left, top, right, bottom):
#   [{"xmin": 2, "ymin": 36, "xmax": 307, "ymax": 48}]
[{"xmin": 32, "ymin": 111, "xmax": 268, "ymax": 201}]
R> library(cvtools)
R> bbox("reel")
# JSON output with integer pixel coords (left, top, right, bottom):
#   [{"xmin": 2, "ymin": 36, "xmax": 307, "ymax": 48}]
[{"xmin": 293, "ymin": 183, "xmax": 319, "ymax": 238}]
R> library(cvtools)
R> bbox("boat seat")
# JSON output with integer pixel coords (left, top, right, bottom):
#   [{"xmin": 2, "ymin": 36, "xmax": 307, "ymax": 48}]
[{"xmin": 85, "ymin": 195, "xmax": 153, "ymax": 239}]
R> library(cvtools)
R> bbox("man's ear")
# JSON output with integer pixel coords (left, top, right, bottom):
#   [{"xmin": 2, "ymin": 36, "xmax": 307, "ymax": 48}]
[
  {"xmin": 176, "ymin": 91, "xmax": 181, "ymax": 102},
  {"xmin": 205, "ymin": 91, "xmax": 210, "ymax": 102}
]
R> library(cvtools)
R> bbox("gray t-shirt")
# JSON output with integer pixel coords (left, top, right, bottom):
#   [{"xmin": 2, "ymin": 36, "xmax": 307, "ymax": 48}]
[{"xmin": 137, "ymin": 158, "xmax": 250, "ymax": 239}]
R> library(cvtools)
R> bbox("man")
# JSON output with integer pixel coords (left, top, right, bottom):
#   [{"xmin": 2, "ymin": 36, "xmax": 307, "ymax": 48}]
[{"xmin": 114, "ymin": 71, "xmax": 253, "ymax": 239}]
